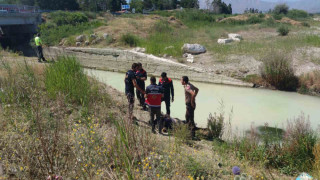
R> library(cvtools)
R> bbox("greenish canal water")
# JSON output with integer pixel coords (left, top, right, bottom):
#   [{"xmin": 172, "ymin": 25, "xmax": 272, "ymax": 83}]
[{"xmin": 85, "ymin": 69, "xmax": 320, "ymax": 131}]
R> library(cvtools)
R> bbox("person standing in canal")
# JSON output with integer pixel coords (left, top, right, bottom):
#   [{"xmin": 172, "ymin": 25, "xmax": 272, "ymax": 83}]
[
  {"xmin": 125, "ymin": 63, "xmax": 145, "ymax": 122},
  {"xmin": 158, "ymin": 72, "xmax": 174, "ymax": 116},
  {"xmin": 145, "ymin": 76, "xmax": 164, "ymax": 134},
  {"xmin": 181, "ymin": 76, "xmax": 199, "ymax": 139},
  {"xmin": 135, "ymin": 62, "xmax": 147, "ymax": 111},
  {"xmin": 34, "ymin": 33, "xmax": 47, "ymax": 63}
]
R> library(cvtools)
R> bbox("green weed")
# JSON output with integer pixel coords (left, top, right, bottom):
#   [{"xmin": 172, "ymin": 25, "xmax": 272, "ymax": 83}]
[{"xmin": 44, "ymin": 56, "xmax": 95, "ymax": 106}]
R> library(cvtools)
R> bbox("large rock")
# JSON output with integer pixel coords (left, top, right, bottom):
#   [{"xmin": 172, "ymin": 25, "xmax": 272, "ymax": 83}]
[
  {"xmin": 228, "ymin": 34, "xmax": 242, "ymax": 40},
  {"xmin": 90, "ymin": 34, "xmax": 98, "ymax": 39},
  {"xmin": 76, "ymin": 35, "xmax": 86, "ymax": 42},
  {"xmin": 217, "ymin": 38, "xmax": 233, "ymax": 44},
  {"xmin": 182, "ymin": 44, "xmax": 206, "ymax": 54},
  {"xmin": 76, "ymin": 42, "xmax": 81, "ymax": 47}
]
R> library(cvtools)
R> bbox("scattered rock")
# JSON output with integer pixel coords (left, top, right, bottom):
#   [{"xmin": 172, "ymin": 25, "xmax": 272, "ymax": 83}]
[
  {"xmin": 133, "ymin": 47, "xmax": 146, "ymax": 53},
  {"xmin": 182, "ymin": 43, "xmax": 206, "ymax": 54},
  {"xmin": 85, "ymin": 41, "xmax": 89, "ymax": 46},
  {"xmin": 215, "ymin": 70, "xmax": 223, "ymax": 74},
  {"xmin": 186, "ymin": 53, "xmax": 194, "ymax": 63},
  {"xmin": 103, "ymin": 33, "xmax": 109, "ymax": 39},
  {"xmin": 76, "ymin": 42, "xmax": 81, "ymax": 47},
  {"xmin": 169, "ymin": 56, "xmax": 172, "ymax": 58},
  {"xmin": 164, "ymin": 46, "xmax": 174, "ymax": 50},
  {"xmin": 183, "ymin": 53, "xmax": 189, "ymax": 58},
  {"xmin": 239, "ymin": 68, "xmax": 249, "ymax": 74},
  {"xmin": 90, "ymin": 34, "xmax": 98, "ymax": 39},
  {"xmin": 91, "ymin": 37, "xmax": 102, "ymax": 45},
  {"xmin": 76, "ymin": 35, "xmax": 86, "ymax": 42},
  {"xmin": 217, "ymin": 38, "xmax": 233, "ymax": 44},
  {"xmin": 163, "ymin": 54, "xmax": 168, "ymax": 58},
  {"xmin": 228, "ymin": 33, "xmax": 242, "ymax": 40}
]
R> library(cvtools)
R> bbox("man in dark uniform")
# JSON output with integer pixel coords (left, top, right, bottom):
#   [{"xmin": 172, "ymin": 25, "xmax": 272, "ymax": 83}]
[
  {"xmin": 181, "ymin": 76, "xmax": 199, "ymax": 139},
  {"xmin": 158, "ymin": 72, "xmax": 174, "ymax": 116},
  {"xmin": 145, "ymin": 76, "xmax": 164, "ymax": 134},
  {"xmin": 135, "ymin": 62, "xmax": 147, "ymax": 110},
  {"xmin": 125, "ymin": 63, "xmax": 145, "ymax": 122}
]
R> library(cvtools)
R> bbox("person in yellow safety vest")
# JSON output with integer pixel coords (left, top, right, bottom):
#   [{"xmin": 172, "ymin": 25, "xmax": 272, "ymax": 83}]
[{"xmin": 34, "ymin": 33, "xmax": 47, "ymax": 63}]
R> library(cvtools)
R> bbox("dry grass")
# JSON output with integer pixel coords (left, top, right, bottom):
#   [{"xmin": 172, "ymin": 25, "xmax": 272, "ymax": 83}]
[{"xmin": 299, "ymin": 70, "xmax": 320, "ymax": 94}]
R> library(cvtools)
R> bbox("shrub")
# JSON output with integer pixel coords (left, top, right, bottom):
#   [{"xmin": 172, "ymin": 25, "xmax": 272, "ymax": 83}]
[
  {"xmin": 277, "ymin": 25, "xmax": 290, "ymax": 36},
  {"xmin": 261, "ymin": 17, "xmax": 278, "ymax": 28},
  {"xmin": 260, "ymin": 52, "xmax": 298, "ymax": 91},
  {"xmin": 273, "ymin": 3, "xmax": 289, "ymax": 15},
  {"xmin": 39, "ymin": 21, "xmax": 103, "ymax": 46},
  {"xmin": 281, "ymin": 113, "xmax": 317, "ymax": 174},
  {"xmin": 120, "ymin": 33, "xmax": 140, "ymax": 47},
  {"xmin": 45, "ymin": 56, "xmax": 93, "ymax": 105},
  {"xmin": 302, "ymin": 22, "xmax": 310, "ymax": 27},
  {"xmin": 207, "ymin": 113, "xmax": 224, "ymax": 140},
  {"xmin": 258, "ymin": 13, "xmax": 265, "ymax": 18},
  {"xmin": 50, "ymin": 11, "xmax": 88, "ymax": 26},
  {"xmin": 287, "ymin": 9, "xmax": 309, "ymax": 20},
  {"xmin": 273, "ymin": 13, "xmax": 283, "ymax": 20},
  {"xmin": 299, "ymin": 70, "xmax": 320, "ymax": 94},
  {"xmin": 234, "ymin": 113, "xmax": 317, "ymax": 175},
  {"xmin": 246, "ymin": 15, "xmax": 264, "ymax": 24}
]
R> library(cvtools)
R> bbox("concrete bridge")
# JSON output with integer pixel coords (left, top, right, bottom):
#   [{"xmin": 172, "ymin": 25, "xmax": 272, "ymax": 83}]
[{"xmin": 0, "ymin": 4, "xmax": 41, "ymax": 55}]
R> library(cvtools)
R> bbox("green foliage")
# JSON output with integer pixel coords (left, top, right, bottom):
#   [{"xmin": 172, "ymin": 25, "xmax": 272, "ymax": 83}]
[
  {"xmin": 273, "ymin": 13, "xmax": 284, "ymax": 20},
  {"xmin": 273, "ymin": 3, "xmax": 289, "ymax": 15},
  {"xmin": 120, "ymin": 33, "xmax": 140, "ymax": 47},
  {"xmin": 302, "ymin": 22, "xmax": 310, "ymax": 27},
  {"xmin": 261, "ymin": 17, "xmax": 278, "ymax": 27},
  {"xmin": 185, "ymin": 156, "xmax": 209, "ymax": 178},
  {"xmin": 180, "ymin": 0, "xmax": 199, "ymax": 8},
  {"xmin": 287, "ymin": 9, "xmax": 309, "ymax": 20},
  {"xmin": 130, "ymin": 0, "xmax": 144, "ymax": 13},
  {"xmin": 261, "ymin": 52, "xmax": 298, "ymax": 91},
  {"xmin": 50, "ymin": 11, "xmax": 88, "ymax": 26},
  {"xmin": 277, "ymin": 25, "xmax": 290, "ymax": 36},
  {"xmin": 246, "ymin": 15, "xmax": 264, "ymax": 24},
  {"xmin": 39, "ymin": 21, "xmax": 103, "ymax": 46},
  {"xmin": 207, "ymin": 113, "xmax": 224, "ymax": 140},
  {"xmin": 234, "ymin": 113, "xmax": 317, "ymax": 175},
  {"xmin": 45, "ymin": 56, "xmax": 93, "ymax": 106},
  {"xmin": 175, "ymin": 9, "xmax": 216, "ymax": 27},
  {"xmin": 211, "ymin": 0, "xmax": 232, "ymax": 14}
]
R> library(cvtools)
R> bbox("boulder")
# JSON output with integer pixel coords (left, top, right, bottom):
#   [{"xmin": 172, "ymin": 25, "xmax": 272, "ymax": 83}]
[
  {"xmin": 217, "ymin": 38, "xmax": 233, "ymax": 44},
  {"xmin": 228, "ymin": 33, "xmax": 242, "ymax": 40},
  {"xmin": 182, "ymin": 44, "xmax": 206, "ymax": 54},
  {"xmin": 182, "ymin": 53, "xmax": 188, "ymax": 58},
  {"xmin": 76, "ymin": 35, "xmax": 86, "ymax": 42},
  {"xmin": 103, "ymin": 33, "xmax": 109, "ymax": 39},
  {"xmin": 76, "ymin": 42, "xmax": 81, "ymax": 47},
  {"xmin": 85, "ymin": 41, "xmax": 89, "ymax": 46}
]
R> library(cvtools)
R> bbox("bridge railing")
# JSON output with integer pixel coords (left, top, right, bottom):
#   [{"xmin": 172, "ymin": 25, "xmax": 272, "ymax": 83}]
[{"xmin": 0, "ymin": 4, "xmax": 39, "ymax": 14}]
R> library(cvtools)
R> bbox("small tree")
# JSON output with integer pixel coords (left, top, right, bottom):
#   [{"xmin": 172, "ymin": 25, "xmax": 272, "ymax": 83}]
[
  {"xmin": 273, "ymin": 3, "xmax": 289, "ymax": 15},
  {"xmin": 180, "ymin": 0, "xmax": 199, "ymax": 9}
]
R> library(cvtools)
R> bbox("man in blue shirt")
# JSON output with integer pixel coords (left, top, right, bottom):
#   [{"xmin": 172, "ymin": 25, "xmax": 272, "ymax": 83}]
[
  {"xmin": 135, "ymin": 62, "xmax": 147, "ymax": 110},
  {"xmin": 145, "ymin": 76, "xmax": 164, "ymax": 133},
  {"xmin": 125, "ymin": 63, "xmax": 145, "ymax": 122}
]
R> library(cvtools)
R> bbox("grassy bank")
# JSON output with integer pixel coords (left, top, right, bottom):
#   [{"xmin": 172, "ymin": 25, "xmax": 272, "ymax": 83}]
[{"xmin": 0, "ymin": 54, "xmax": 319, "ymax": 179}]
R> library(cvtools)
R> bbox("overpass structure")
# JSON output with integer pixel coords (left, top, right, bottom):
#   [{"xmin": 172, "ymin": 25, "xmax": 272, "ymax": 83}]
[{"xmin": 0, "ymin": 4, "xmax": 42, "ymax": 55}]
